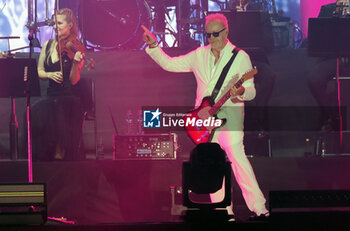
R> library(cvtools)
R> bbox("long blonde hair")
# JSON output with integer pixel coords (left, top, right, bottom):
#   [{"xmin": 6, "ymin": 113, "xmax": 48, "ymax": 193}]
[{"xmin": 46, "ymin": 8, "xmax": 79, "ymax": 63}]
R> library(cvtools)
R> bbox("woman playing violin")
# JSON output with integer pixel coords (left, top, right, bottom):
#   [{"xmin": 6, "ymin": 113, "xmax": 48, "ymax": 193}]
[
  {"xmin": 38, "ymin": 8, "xmax": 84, "ymax": 88},
  {"xmin": 30, "ymin": 8, "xmax": 85, "ymax": 160}
]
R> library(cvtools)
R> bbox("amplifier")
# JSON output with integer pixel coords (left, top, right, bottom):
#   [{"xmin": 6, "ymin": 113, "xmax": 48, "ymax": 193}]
[
  {"xmin": 271, "ymin": 19, "xmax": 295, "ymax": 48},
  {"xmin": 113, "ymin": 133, "xmax": 177, "ymax": 160}
]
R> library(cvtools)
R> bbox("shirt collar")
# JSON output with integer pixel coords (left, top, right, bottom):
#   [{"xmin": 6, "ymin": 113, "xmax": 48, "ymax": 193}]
[{"xmin": 209, "ymin": 41, "xmax": 234, "ymax": 57}]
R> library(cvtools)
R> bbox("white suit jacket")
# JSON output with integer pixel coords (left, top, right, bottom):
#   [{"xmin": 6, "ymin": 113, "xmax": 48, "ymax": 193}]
[{"xmin": 145, "ymin": 41, "xmax": 256, "ymax": 131}]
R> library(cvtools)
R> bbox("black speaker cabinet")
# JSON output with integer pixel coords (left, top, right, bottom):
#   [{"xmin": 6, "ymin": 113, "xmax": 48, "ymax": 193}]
[
  {"xmin": 0, "ymin": 183, "xmax": 47, "ymax": 225},
  {"xmin": 270, "ymin": 190, "xmax": 350, "ymax": 224}
]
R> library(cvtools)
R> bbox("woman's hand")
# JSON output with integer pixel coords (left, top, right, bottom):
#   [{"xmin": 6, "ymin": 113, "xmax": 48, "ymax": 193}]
[
  {"xmin": 48, "ymin": 71, "xmax": 63, "ymax": 83},
  {"xmin": 73, "ymin": 51, "xmax": 84, "ymax": 64}
]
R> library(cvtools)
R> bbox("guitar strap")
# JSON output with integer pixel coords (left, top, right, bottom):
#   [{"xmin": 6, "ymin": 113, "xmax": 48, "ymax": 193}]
[{"xmin": 210, "ymin": 46, "xmax": 241, "ymax": 101}]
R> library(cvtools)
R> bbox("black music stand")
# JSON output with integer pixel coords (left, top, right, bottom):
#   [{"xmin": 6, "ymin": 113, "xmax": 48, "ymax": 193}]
[
  {"xmin": 308, "ymin": 17, "xmax": 350, "ymax": 151},
  {"xmin": 308, "ymin": 18, "xmax": 350, "ymax": 58},
  {"xmin": 0, "ymin": 58, "xmax": 40, "ymax": 161}
]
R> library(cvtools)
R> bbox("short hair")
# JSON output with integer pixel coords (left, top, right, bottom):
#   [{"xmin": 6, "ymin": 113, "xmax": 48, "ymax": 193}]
[{"xmin": 205, "ymin": 13, "xmax": 229, "ymax": 30}]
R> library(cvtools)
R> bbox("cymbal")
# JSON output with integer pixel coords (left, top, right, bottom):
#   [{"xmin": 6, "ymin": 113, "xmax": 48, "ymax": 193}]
[{"xmin": 0, "ymin": 36, "xmax": 20, "ymax": 39}]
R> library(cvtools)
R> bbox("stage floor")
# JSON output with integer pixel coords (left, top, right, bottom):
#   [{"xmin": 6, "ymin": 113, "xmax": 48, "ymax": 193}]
[
  {"xmin": 1, "ymin": 216, "xmax": 350, "ymax": 231},
  {"xmin": 1, "ymin": 156, "xmax": 350, "ymax": 226}
]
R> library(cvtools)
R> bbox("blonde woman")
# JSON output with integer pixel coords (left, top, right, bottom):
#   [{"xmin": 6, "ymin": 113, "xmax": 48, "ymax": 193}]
[{"xmin": 31, "ymin": 8, "xmax": 85, "ymax": 160}]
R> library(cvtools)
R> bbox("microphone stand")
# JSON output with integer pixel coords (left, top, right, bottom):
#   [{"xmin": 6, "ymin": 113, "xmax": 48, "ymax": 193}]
[{"xmin": 26, "ymin": 28, "xmax": 35, "ymax": 183}]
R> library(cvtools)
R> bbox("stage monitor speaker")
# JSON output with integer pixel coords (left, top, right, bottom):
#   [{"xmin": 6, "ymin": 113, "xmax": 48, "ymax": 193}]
[
  {"xmin": 269, "ymin": 190, "xmax": 350, "ymax": 223},
  {"xmin": 0, "ymin": 183, "xmax": 47, "ymax": 225}
]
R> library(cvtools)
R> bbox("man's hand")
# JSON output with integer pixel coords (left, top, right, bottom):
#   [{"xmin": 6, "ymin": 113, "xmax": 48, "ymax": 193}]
[
  {"xmin": 141, "ymin": 25, "xmax": 157, "ymax": 46},
  {"xmin": 230, "ymin": 86, "xmax": 245, "ymax": 97}
]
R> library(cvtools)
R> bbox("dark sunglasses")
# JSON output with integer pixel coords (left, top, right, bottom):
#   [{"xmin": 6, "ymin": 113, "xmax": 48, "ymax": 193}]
[{"xmin": 205, "ymin": 28, "xmax": 226, "ymax": 38}]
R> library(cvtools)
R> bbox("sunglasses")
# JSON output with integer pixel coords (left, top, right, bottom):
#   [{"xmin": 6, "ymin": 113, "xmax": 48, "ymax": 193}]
[{"xmin": 205, "ymin": 28, "xmax": 226, "ymax": 38}]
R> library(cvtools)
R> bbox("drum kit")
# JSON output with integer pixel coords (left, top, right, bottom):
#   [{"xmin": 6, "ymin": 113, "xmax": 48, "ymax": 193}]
[
  {"xmin": 78, "ymin": 0, "xmax": 152, "ymax": 49},
  {"xmin": 1, "ymin": 0, "xmax": 153, "ymax": 52},
  {"xmin": 78, "ymin": 0, "xmax": 204, "ymax": 49}
]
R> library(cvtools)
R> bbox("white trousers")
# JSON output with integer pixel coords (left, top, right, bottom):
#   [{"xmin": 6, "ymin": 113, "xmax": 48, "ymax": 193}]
[{"xmin": 210, "ymin": 109, "xmax": 268, "ymax": 216}]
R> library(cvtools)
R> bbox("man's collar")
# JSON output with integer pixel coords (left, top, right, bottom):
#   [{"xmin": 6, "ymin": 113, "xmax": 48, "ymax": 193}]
[{"xmin": 210, "ymin": 40, "xmax": 231, "ymax": 55}]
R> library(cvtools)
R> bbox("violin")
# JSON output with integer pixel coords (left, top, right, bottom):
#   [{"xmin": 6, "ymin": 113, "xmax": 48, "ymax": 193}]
[{"xmin": 56, "ymin": 34, "xmax": 96, "ymax": 71}]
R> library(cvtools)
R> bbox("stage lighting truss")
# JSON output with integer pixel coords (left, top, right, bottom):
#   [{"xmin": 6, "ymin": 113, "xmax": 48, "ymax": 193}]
[{"xmin": 147, "ymin": 0, "xmax": 206, "ymax": 48}]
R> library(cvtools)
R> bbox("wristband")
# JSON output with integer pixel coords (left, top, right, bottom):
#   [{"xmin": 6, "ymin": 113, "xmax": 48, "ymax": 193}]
[
  {"xmin": 149, "ymin": 42, "xmax": 159, "ymax": 48},
  {"xmin": 73, "ymin": 59, "xmax": 81, "ymax": 64}
]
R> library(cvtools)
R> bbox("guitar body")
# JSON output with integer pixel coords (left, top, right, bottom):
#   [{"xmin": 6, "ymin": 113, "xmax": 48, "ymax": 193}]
[
  {"xmin": 184, "ymin": 97, "xmax": 226, "ymax": 144},
  {"xmin": 184, "ymin": 68, "xmax": 258, "ymax": 144}
]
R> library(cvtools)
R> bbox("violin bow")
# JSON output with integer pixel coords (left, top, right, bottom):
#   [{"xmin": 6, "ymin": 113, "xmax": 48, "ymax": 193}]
[{"xmin": 53, "ymin": 0, "xmax": 63, "ymax": 75}]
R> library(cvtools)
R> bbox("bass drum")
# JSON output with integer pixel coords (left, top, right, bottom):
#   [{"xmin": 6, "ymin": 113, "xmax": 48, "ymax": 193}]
[{"xmin": 79, "ymin": 0, "xmax": 151, "ymax": 49}]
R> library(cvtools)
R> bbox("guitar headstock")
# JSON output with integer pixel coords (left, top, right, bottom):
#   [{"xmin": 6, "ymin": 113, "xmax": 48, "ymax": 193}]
[{"xmin": 241, "ymin": 67, "xmax": 258, "ymax": 81}]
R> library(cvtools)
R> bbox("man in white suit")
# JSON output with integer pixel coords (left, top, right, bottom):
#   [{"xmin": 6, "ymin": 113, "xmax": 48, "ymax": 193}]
[{"xmin": 142, "ymin": 13, "xmax": 268, "ymax": 218}]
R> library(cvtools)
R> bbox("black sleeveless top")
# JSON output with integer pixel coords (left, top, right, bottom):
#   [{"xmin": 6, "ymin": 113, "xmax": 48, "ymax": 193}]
[{"xmin": 44, "ymin": 39, "xmax": 73, "ymax": 96}]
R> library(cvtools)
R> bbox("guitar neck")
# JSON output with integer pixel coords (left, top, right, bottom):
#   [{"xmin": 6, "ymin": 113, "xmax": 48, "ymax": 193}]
[{"xmin": 208, "ymin": 78, "xmax": 244, "ymax": 116}]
